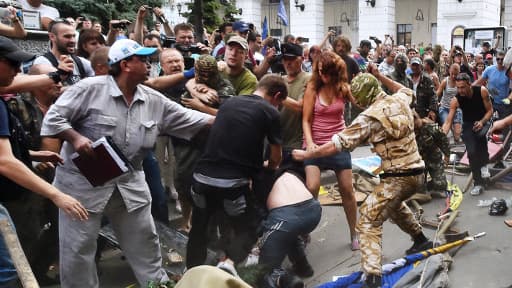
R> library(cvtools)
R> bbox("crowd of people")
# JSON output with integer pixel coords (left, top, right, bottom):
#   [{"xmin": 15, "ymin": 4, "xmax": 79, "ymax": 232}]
[{"xmin": 2, "ymin": 1, "xmax": 512, "ymax": 288}]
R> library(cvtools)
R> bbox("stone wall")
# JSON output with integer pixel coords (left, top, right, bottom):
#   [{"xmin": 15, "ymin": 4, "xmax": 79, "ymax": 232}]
[{"xmin": 11, "ymin": 30, "xmax": 49, "ymax": 55}]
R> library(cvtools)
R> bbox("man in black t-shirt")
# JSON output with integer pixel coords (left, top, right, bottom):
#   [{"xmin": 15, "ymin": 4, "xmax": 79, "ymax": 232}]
[{"xmin": 186, "ymin": 74, "xmax": 288, "ymax": 269}]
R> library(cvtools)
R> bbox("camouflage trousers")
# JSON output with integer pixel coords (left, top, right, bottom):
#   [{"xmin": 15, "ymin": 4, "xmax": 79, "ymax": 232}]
[
  {"xmin": 424, "ymin": 151, "xmax": 447, "ymax": 191},
  {"xmin": 357, "ymin": 174, "xmax": 424, "ymax": 276}
]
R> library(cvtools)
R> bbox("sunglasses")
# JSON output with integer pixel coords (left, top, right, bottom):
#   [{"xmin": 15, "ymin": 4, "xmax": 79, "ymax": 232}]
[{"xmin": 496, "ymin": 58, "xmax": 504, "ymax": 61}]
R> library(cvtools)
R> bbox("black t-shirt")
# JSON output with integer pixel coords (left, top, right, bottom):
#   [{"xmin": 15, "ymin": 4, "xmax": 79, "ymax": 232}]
[
  {"xmin": 341, "ymin": 54, "xmax": 361, "ymax": 82},
  {"xmin": 456, "ymin": 86, "xmax": 486, "ymax": 123},
  {"xmin": 0, "ymin": 100, "xmax": 9, "ymax": 137},
  {"xmin": 195, "ymin": 95, "xmax": 282, "ymax": 179}
]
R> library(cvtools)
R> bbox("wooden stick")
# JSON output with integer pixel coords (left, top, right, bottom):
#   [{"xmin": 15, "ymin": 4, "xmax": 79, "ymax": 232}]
[
  {"xmin": 0, "ymin": 219, "xmax": 39, "ymax": 288},
  {"xmin": 438, "ymin": 210, "xmax": 460, "ymax": 236}
]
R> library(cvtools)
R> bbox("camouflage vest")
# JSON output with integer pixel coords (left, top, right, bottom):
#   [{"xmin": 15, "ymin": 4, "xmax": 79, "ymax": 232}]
[{"xmin": 361, "ymin": 95, "xmax": 423, "ymax": 172}]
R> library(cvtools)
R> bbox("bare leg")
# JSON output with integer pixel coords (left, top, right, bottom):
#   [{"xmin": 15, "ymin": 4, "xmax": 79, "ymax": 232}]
[
  {"xmin": 305, "ymin": 165, "xmax": 322, "ymax": 198},
  {"xmin": 336, "ymin": 169, "xmax": 358, "ymax": 240}
]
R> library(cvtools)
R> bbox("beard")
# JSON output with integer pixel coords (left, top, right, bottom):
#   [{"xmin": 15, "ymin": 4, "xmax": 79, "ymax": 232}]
[{"xmin": 56, "ymin": 41, "xmax": 75, "ymax": 55}]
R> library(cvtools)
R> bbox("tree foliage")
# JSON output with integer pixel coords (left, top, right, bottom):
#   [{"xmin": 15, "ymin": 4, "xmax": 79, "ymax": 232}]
[
  {"xmin": 45, "ymin": 0, "xmax": 163, "ymax": 30},
  {"xmin": 183, "ymin": 0, "xmax": 240, "ymax": 33}
]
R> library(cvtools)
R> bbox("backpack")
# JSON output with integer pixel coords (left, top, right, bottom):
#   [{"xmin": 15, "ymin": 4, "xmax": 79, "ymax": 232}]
[
  {"xmin": 0, "ymin": 100, "xmax": 33, "ymax": 202},
  {"xmin": 42, "ymin": 52, "xmax": 86, "ymax": 85}
]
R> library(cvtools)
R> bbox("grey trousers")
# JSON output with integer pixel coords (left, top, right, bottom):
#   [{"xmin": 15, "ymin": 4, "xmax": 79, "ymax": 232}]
[{"xmin": 59, "ymin": 190, "xmax": 168, "ymax": 287}]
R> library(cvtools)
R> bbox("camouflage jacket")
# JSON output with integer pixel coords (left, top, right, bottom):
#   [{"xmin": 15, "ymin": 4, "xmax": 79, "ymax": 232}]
[
  {"xmin": 415, "ymin": 123, "xmax": 450, "ymax": 158},
  {"xmin": 181, "ymin": 77, "xmax": 236, "ymax": 108},
  {"xmin": 337, "ymin": 88, "xmax": 424, "ymax": 172},
  {"xmin": 411, "ymin": 72, "xmax": 437, "ymax": 118},
  {"xmin": 6, "ymin": 93, "xmax": 43, "ymax": 150}
]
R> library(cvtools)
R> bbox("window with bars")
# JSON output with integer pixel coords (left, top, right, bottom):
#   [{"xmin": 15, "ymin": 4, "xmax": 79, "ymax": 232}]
[{"xmin": 397, "ymin": 24, "xmax": 412, "ymax": 46}]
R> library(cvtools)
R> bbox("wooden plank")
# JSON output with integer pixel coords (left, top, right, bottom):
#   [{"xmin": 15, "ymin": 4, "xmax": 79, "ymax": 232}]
[{"xmin": 0, "ymin": 219, "xmax": 39, "ymax": 288}]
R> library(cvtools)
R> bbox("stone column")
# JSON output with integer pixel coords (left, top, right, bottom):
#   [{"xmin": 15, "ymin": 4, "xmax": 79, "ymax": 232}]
[{"xmin": 358, "ymin": 0, "xmax": 396, "ymax": 44}]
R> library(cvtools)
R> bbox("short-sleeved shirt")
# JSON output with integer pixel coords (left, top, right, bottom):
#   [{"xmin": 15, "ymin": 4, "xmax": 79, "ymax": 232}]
[
  {"xmin": 341, "ymin": 54, "xmax": 361, "ymax": 82},
  {"xmin": 482, "ymin": 65, "xmax": 510, "ymax": 104},
  {"xmin": 195, "ymin": 95, "xmax": 281, "ymax": 179},
  {"xmin": 20, "ymin": 0, "xmax": 59, "ymax": 20},
  {"xmin": 281, "ymin": 72, "xmax": 310, "ymax": 149},
  {"xmin": 41, "ymin": 75, "xmax": 213, "ymax": 213},
  {"xmin": 222, "ymin": 68, "xmax": 257, "ymax": 96},
  {"xmin": 33, "ymin": 55, "xmax": 94, "ymax": 86}
]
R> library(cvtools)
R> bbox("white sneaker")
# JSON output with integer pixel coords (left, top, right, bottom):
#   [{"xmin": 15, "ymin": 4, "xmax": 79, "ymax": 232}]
[
  {"xmin": 470, "ymin": 185, "xmax": 483, "ymax": 196},
  {"xmin": 217, "ymin": 259, "xmax": 239, "ymax": 278}
]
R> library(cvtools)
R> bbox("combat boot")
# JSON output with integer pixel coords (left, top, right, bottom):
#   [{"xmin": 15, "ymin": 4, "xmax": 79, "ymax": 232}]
[{"xmin": 362, "ymin": 274, "xmax": 382, "ymax": 288}]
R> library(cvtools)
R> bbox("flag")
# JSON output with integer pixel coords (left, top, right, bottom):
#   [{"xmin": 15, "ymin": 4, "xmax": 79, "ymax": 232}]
[
  {"xmin": 277, "ymin": 0, "xmax": 288, "ymax": 26},
  {"xmin": 262, "ymin": 16, "xmax": 268, "ymax": 40}
]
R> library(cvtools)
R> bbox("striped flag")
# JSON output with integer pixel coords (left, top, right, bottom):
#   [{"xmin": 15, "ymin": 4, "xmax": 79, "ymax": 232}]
[{"xmin": 277, "ymin": 0, "xmax": 288, "ymax": 26}]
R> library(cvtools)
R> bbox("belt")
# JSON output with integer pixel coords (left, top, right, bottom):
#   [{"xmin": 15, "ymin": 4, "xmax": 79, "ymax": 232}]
[{"xmin": 380, "ymin": 168, "xmax": 424, "ymax": 179}]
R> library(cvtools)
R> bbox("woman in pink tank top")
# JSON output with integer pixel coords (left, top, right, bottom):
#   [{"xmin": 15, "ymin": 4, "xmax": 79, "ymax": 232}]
[{"xmin": 302, "ymin": 51, "xmax": 359, "ymax": 250}]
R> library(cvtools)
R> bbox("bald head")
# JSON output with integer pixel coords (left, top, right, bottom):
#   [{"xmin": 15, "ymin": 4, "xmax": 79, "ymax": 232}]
[{"xmin": 90, "ymin": 46, "xmax": 110, "ymax": 76}]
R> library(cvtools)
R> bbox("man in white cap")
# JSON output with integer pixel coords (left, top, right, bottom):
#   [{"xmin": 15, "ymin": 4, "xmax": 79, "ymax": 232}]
[{"xmin": 40, "ymin": 39, "xmax": 214, "ymax": 287}]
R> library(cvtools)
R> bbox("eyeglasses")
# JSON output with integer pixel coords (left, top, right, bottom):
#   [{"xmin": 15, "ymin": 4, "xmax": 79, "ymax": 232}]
[{"xmin": 496, "ymin": 58, "xmax": 504, "ymax": 61}]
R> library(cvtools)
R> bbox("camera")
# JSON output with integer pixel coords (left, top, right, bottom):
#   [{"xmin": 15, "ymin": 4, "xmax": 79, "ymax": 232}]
[
  {"xmin": 112, "ymin": 20, "xmax": 130, "ymax": 30},
  {"xmin": 161, "ymin": 36, "xmax": 176, "ymax": 48},
  {"xmin": 369, "ymin": 36, "xmax": 382, "ymax": 45},
  {"xmin": 175, "ymin": 44, "xmax": 202, "ymax": 54},
  {"xmin": 0, "ymin": 0, "xmax": 22, "ymax": 9}
]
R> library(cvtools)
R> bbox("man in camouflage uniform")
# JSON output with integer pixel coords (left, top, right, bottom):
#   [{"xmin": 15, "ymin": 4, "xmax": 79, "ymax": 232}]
[
  {"xmin": 410, "ymin": 57, "xmax": 438, "ymax": 121},
  {"xmin": 414, "ymin": 114, "xmax": 450, "ymax": 191},
  {"xmin": 384, "ymin": 53, "xmax": 412, "ymax": 94},
  {"xmin": 293, "ymin": 64, "xmax": 432, "ymax": 288}
]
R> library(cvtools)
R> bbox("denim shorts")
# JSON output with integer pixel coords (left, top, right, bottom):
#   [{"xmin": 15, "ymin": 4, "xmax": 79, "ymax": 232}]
[
  {"xmin": 304, "ymin": 150, "xmax": 352, "ymax": 171},
  {"xmin": 439, "ymin": 107, "xmax": 462, "ymax": 124}
]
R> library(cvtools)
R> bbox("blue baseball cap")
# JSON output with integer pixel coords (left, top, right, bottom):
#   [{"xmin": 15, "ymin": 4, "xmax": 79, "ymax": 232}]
[{"xmin": 232, "ymin": 21, "xmax": 249, "ymax": 33}]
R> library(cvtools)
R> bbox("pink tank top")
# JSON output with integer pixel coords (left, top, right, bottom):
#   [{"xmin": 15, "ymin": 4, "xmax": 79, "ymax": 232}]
[{"xmin": 305, "ymin": 93, "xmax": 346, "ymax": 146}]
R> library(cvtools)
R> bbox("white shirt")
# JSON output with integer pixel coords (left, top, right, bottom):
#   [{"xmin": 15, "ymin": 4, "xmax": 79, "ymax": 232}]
[{"xmin": 20, "ymin": 0, "xmax": 59, "ymax": 20}]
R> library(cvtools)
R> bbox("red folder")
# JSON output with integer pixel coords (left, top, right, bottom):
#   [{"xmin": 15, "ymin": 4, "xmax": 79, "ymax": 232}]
[{"xmin": 71, "ymin": 137, "xmax": 131, "ymax": 187}]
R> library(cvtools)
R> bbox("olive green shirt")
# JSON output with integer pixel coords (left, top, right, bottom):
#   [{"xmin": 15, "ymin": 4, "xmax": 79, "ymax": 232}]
[{"xmin": 281, "ymin": 71, "xmax": 311, "ymax": 149}]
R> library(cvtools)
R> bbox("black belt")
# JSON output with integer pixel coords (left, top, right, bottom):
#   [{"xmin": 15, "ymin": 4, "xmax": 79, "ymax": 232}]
[{"xmin": 380, "ymin": 168, "xmax": 424, "ymax": 179}]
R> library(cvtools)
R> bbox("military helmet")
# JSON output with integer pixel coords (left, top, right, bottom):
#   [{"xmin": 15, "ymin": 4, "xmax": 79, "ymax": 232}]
[
  {"xmin": 350, "ymin": 73, "xmax": 383, "ymax": 107},
  {"xmin": 489, "ymin": 199, "xmax": 508, "ymax": 216}
]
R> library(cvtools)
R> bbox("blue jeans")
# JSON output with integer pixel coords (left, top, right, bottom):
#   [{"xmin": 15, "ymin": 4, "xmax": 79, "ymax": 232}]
[
  {"xmin": 143, "ymin": 151, "xmax": 169, "ymax": 224},
  {"xmin": 0, "ymin": 204, "xmax": 18, "ymax": 286},
  {"xmin": 259, "ymin": 199, "xmax": 322, "ymax": 270}
]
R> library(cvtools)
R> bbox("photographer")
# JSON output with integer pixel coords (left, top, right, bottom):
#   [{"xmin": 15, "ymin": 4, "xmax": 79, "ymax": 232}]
[
  {"xmin": 133, "ymin": 5, "xmax": 173, "ymax": 45},
  {"xmin": 106, "ymin": 19, "xmax": 130, "ymax": 45},
  {"xmin": 0, "ymin": 4, "xmax": 26, "ymax": 38}
]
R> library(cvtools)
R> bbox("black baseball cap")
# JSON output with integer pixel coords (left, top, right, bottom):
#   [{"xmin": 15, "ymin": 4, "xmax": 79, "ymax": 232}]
[
  {"xmin": 360, "ymin": 40, "xmax": 372, "ymax": 49},
  {"xmin": 0, "ymin": 36, "xmax": 35, "ymax": 63},
  {"xmin": 281, "ymin": 43, "xmax": 303, "ymax": 57}
]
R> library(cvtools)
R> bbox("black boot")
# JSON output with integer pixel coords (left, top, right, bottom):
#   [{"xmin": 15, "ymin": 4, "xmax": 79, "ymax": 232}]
[
  {"xmin": 406, "ymin": 233, "xmax": 433, "ymax": 255},
  {"xmin": 362, "ymin": 274, "xmax": 382, "ymax": 288},
  {"xmin": 291, "ymin": 257, "xmax": 314, "ymax": 278},
  {"xmin": 261, "ymin": 268, "xmax": 304, "ymax": 288}
]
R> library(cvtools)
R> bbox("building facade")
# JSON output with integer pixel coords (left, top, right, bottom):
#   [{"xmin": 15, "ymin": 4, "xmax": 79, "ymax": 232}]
[{"xmin": 164, "ymin": 0, "xmax": 510, "ymax": 51}]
